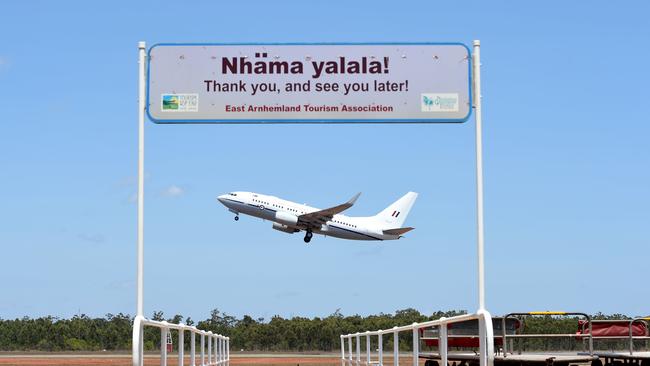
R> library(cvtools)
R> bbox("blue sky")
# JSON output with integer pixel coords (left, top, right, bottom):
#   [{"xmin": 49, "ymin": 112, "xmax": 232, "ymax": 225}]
[{"xmin": 1, "ymin": 1, "xmax": 648, "ymax": 321}]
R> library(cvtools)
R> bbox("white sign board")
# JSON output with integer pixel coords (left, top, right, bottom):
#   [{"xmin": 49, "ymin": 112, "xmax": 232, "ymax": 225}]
[{"xmin": 147, "ymin": 43, "xmax": 472, "ymax": 123}]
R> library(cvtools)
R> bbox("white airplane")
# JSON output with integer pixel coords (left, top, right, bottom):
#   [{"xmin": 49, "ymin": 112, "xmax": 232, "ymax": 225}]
[{"xmin": 217, "ymin": 191, "xmax": 418, "ymax": 243}]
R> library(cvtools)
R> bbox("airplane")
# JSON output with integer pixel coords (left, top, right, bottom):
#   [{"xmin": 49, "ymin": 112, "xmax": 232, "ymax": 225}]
[{"xmin": 217, "ymin": 191, "xmax": 418, "ymax": 243}]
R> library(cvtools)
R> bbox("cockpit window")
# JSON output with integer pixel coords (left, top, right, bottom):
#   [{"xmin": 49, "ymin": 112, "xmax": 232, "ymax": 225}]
[{"xmin": 229, "ymin": 192, "xmax": 237, "ymax": 196}]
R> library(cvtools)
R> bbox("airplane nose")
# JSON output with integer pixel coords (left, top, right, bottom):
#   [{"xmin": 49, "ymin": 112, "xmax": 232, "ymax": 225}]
[{"xmin": 217, "ymin": 195, "xmax": 227, "ymax": 205}]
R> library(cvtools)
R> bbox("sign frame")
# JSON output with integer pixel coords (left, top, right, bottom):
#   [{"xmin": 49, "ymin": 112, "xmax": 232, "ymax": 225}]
[{"xmin": 145, "ymin": 42, "xmax": 473, "ymax": 124}]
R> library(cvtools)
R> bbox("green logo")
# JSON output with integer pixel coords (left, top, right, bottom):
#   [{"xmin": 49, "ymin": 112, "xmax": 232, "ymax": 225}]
[{"xmin": 162, "ymin": 95, "xmax": 179, "ymax": 110}]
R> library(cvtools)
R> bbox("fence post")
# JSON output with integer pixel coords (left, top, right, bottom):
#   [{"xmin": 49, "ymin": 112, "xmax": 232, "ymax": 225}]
[
  {"xmin": 190, "ymin": 330, "xmax": 196, "ymax": 366},
  {"xmin": 412, "ymin": 323, "xmax": 419, "ymax": 366},
  {"xmin": 161, "ymin": 328, "xmax": 168, "ymax": 366},
  {"xmin": 178, "ymin": 328, "xmax": 185, "ymax": 366},
  {"xmin": 393, "ymin": 327, "xmax": 399, "ymax": 366},
  {"xmin": 226, "ymin": 337, "xmax": 230, "ymax": 361},
  {"xmin": 439, "ymin": 319, "xmax": 447, "ymax": 366},
  {"xmin": 200, "ymin": 334, "xmax": 205, "ymax": 366},
  {"xmin": 208, "ymin": 333, "xmax": 212, "ymax": 365},
  {"xmin": 341, "ymin": 336, "xmax": 345, "ymax": 359},
  {"xmin": 219, "ymin": 337, "xmax": 226, "ymax": 362},
  {"xmin": 366, "ymin": 332, "xmax": 371, "ymax": 364},
  {"xmin": 356, "ymin": 333, "xmax": 361, "ymax": 363},
  {"xmin": 378, "ymin": 332, "xmax": 383, "ymax": 366},
  {"xmin": 348, "ymin": 336, "xmax": 353, "ymax": 361}
]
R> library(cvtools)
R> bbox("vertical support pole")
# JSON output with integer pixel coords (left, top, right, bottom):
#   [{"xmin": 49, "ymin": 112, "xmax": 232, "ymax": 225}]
[
  {"xmin": 378, "ymin": 333, "xmax": 383, "ymax": 366},
  {"xmin": 365, "ymin": 333, "xmax": 371, "ymax": 364},
  {"xmin": 226, "ymin": 338, "xmax": 229, "ymax": 361},
  {"xmin": 190, "ymin": 331, "xmax": 196, "ymax": 366},
  {"xmin": 472, "ymin": 39, "xmax": 486, "ymax": 313},
  {"xmin": 439, "ymin": 321, "xmax": 448, "ymax": 366},
  {"xmin": 221, "ymin": 337, "xmax": 225, "ymax": 363},
  {"xmin": 413, "ymin": 323, "xmax": 416, "ymax": 366},
  {"xmin": 200, "ymin": 334, "xmax": 205, "ymax": 366},
  {"xmin": 412, "ymin": 324, "xmax": 419, "ymax": 366},
  {"xmin": 478, "ymin": 319, "xmax": 480, "ymax": 366},
  {"xmin": 393, "ymin": 328, "xmax": 399, "ymax": 366},
  {"xmin": 161, "ymin": 328, "xmax": 168, "ymax": 366},
  {"xmin": 356, "ymin": 334, "xmax": 361, "ymax": 363},
  {"xmin": 501, "ymin": 317, "xmax": 507, "ymax": 355},
  {"xmin": 348, "ymin": 336, "xmax": 353, "ymax": 361},
  {"xmin": 217, "ymin": 337, "xmax": 221, "ymax": 364},
  {"xmin": 217, "ymin": 337, "xmax": 221, "ymax": 363},
  {"xmin": 207, "ymin": 334, "xmax": 212, "ymax": 365},
  {"xmin": 341, "ymin": 336, "xmax": 345, "ymax": 359},
  {"xmin": 178, "ymin": 329, "xmax": 185, "ymax": 366},
  {"xmin": 132, "ymin": 39, "xmax": 146, "ymax": 366}
]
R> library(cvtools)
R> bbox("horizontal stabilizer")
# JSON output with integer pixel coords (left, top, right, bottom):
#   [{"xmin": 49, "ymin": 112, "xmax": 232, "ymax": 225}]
[{"xmin": 383, "ymin": 227, "xmax": 415, "ymax": 236}]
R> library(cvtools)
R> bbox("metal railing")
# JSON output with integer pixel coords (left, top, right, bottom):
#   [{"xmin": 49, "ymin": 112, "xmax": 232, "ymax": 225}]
[
  {"xmin": 132, "ymin": 315, "xmax": 230, "ymax": 366},
  {"xmin": 579, "ymin": 316, "xmax": 650, "ymax": 356},
  {"xmin": 340, "ymin": 310, "xmax": 494, "ymax": 366},
  {"xmin": 501, "ymin": 312, "xmax": 593, "ymax": 356}
]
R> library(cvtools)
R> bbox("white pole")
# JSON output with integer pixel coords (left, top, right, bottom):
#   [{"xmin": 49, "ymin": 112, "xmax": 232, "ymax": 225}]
[
  {"xmin": 412, "ymin": 325, "xmax": 418, "ymax": 366},
  {"xmin": 356, "ymin": 334, "xmax": 361, "ymax": 362},
  {"xmin": 201, "ymin": 334, "xmax": 205, "ymax": 366},
  {"xmin": 161, "ymin": 328, "xmax": 168, "ymax": 366},
  {"xmin": 178, "ymin": 330, "xmax": 185, "ymax": 366},
  {"xmin": 365, "ymin": 333, "xmax": 371, "ymax": 364},
  {"xmin": 348, "ymin": 337, "xmax": 353, "ymax": 361},
  {"xmin": 472, "ymin": 39, "xmax": 486, "ymax": 312},
  {"xmin": 378, "ymin": 333, "xmax": 383, "ymax": 366},
  {"xmin": 393, "ymin": 328, "xmax": 399, "ymax": 366},
  {"xmin": 439, "ymin": 320, "xmax": 448, "ymax": 366},
  {"xmin": 191, "ymin": 331, "xmax": 196, "ymax": 366},
  {"xmin": 207, "ymin": 333, "xmax": 212, "ymax": 365},
  {"xmin": 341, "ymin": 336, "xmax": 345, "ymax": 359},
  {"xmin": 136, "ymin": 41, "xmax": 146, "ymax": 318}
]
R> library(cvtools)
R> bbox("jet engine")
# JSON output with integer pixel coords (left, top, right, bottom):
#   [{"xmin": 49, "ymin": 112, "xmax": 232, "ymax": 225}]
[
  {"xmin": 272, "ymin": 222, "xmax": 298, "ymax": 234},
  {"xmin": 275, "ymin": 211, "xmax": 298, "ymax": 226}
]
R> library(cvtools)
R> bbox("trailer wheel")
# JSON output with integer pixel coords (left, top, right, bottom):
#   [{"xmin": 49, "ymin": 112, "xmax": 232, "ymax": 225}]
[
  {"xmin": 591, "ymin": 360, "xmax": 603, "ymax": 366},
  {"xmin": 424, "ymin": 361, "xmax": 439, "ymax": 366},
  {"xmin": 640, "ymin": 360, "xmax": 649, "ymax": 366}
]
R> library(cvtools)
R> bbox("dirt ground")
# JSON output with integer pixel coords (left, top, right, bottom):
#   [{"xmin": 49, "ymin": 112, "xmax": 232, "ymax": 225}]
[{"xmin": 0, "ymin": 354, "xmax": 356, "ymax": 366}]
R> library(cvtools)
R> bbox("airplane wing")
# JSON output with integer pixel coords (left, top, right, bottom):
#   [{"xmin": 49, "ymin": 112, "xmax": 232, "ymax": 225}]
[{"xmin": 298, "ymin": 193, "xmax": 361, "ymax": 229}]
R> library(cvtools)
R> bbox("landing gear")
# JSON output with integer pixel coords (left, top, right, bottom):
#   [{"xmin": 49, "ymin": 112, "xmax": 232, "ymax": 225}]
[
  {"xmin": 234, "ymin": 215, "xmax": 239, "ymax": 221},
  {"xmin": 304, "ymin": 230, "xmax": 313, "ymax": 243}
]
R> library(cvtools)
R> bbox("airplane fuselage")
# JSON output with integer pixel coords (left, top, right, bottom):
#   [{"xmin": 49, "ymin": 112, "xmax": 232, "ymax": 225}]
[{"xmin": 218, "ymin": 192, "xmax": 397, "ymax": 241}]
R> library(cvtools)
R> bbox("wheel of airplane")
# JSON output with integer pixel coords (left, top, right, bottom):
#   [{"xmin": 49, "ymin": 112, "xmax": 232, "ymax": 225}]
[
  {"xmin": 234, "ymin": 216, "xmax": 239, "ymax": 221},
  {"xmin": 304, "ymin": 235, "xmax": 311, "ymax": 243}
]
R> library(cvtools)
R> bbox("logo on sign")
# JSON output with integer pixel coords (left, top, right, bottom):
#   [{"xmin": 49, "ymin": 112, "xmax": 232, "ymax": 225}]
[
  {"xmin": 421, "ymin": 93, "xmax": 459, "ymax": 112},
  {"xmin": 161, "ymin": 94, "xmax": 199, "ymax": 112}
]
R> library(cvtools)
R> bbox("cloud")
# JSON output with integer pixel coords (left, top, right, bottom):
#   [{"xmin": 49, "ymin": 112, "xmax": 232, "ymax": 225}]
[{"xmin": 161, "ymin": 185, "xmax": 185, "ymax": 198}]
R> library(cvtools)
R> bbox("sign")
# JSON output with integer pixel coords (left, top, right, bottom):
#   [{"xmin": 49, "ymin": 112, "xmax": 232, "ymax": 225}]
[{"xmin": 146, "ymin": 43, "xmax": 472, "ymax": 123}]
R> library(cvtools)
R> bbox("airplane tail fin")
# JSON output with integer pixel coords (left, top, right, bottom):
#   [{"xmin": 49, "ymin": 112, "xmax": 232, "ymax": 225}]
[{"xmin": 374, "ymin": 192, "xmax": 418, "ymax": 228}]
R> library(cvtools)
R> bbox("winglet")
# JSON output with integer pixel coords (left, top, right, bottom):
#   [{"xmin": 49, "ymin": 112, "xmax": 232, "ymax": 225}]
[{"xmin": 347, "ymin": 192, "xmax": 361, "ymax": 206}]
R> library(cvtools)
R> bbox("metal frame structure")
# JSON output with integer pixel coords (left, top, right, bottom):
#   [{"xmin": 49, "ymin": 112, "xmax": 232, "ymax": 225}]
[
  {"xmin": 133, "ymin": 317, "xmax": 229, "ymax": 366},
  {"xmin": 134, "ymin": 39, "xmax": 487, "ymax": 366},
  {"xmin": 577, "ymin": 316, "xmax": 650, "ymax": 365},
  {"xmin": 578, "ymin": 317, "xmax": 650, "ymax": 355},
  {"xmin": 501, "ymin": 312, "xmax": 594, "ymax": 356},
  {"xmin": 132, "ymin": 41, "xmax": 230, "ymax": 366},
  {"xmin": 341, "ymin": 312, "xmax": 494, "ymax": 366},
  {"xmin": 341, "ymin": 40, "xmax": 492, "ymax": 366}
]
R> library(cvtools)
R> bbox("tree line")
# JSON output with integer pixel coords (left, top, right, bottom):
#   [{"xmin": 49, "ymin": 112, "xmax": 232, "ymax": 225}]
[{"xmin": 0, "ymin": 309, "xmax": 643, "ymax": 352}]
